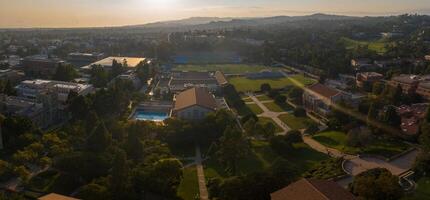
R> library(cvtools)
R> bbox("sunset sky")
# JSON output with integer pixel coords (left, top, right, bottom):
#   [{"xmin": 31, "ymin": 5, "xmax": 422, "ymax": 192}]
[{"xmin": 1, "ymin": 0, "xmax": 429, "ymax": 28}]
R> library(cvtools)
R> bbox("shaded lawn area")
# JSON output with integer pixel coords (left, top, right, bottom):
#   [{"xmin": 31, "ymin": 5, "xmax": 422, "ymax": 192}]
[
  {"xmin": 403, "ymin": 177, "xmax": 430, "ymax": 200},
  {"xmin": 174, "ymin": 64, "xmax": 279, "ymax": 74},
  {"xmin": 258, "ymin": 117, "xmax": 283, "ymax": 133},
  {"xmin": 279, "ymin": 113, "xmax": 316, "ymax": 130},
  {"xmin": 264, "ymin": 102, "xmax": 294, "ymax": 112},
  {"xmin": 228, "ymin": 75, "xmax": 316, "ymax": 92},
  {"xmin": 25, "ymin": 170, "xmax": 81, "ymax": 195},
  {"xmin": 313, "ymin": 131, "xmax": 410, "ymax": 157},
  {"xmin": 246, "ymin": 104, "xmax": 264, "ymax": 115},
  {"xmin": 177, "ymin": 166, "xmax": 199, "ymax": 200},
  {"xmin": 256, "ymin": 95, "xmax": 272, "ymax": 101},
  {"xmin": 204, "ymin": 140, "xmax": 329, "ymax": 180}
]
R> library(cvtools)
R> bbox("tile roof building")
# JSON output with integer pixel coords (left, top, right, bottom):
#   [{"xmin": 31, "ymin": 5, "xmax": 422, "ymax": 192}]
[
  {"xmin": 270, "ymin": 179, "xmax": 355, "ymax": 200},
  {"xmin": 38, "ymin": 193, "xmax": 80, "ymax": 200},
  {"xmin": 396, "ymin": 103, "xmax": 428, "ymax": 136},
  {"xmin": 169, "ymin": 71, "xmax": 220, "ymax": 93},
  {"xmin": 303, "ymin": 83, "xmax": 350, "ymax": 118},
  {"xmin": 172, "ymin": 87, "xmax": 218, "ymax": 120}
]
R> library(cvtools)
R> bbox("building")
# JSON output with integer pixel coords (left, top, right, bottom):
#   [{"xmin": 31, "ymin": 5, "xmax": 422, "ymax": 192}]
[
  {"xmin": 425, "ymin": 55, "xmax": 430, "ymax": 61},
  {"xmin": 417, "ymin": 82, "xmax": 430, "ymax": 100},
  {"xmin": 396, "ymin": 104, "xmax": 428, "ymax": 136},
  {"xmin": 351, "ymin": 58, "xmax": 372, "ymax": 70},
  {"xmin": 67, "ymin": 52, "xmax": 104, "ymax": 67},
  {"xmin": 110, "ymin": 71, "xmax": 142, "ymax": 89},
  {"xmin": 0, "ymin": 95, "xmax": 49, "ymax": 128},
  {"xmin": 16, "ymin": 79, "xmax": 94, "ymax": 103},
  {"xmin": 388, "ymin": 74, "xmax": 422, "ymax": 94},
  {"xmin": 214, "ymin": 71, "xmax": 228, "ymax": 86},
  {"xmin": 303, "ymin": 83, "xmax": 349, "ymax": 118},
  {"xmin": 356, "ymin": 72, "xmax": 383, "ymax": 88},
  {"xmin": 22, "ymin": 55, "xmax": 64, "ymax": 78},
  {"xmin": 171, "ymin": 87, "xmax": 218, "ymax": 120},
  {"xmin": 270, "ymin": 179, "xmax": 355, "ymax": 200},
  {"xmin": 38, "ymin": 193, "xmax": 80, "ymax": 200},
  {"xmin": 0, "ymin": 69, "xmax": 25, "ymax": 84},
  {"xmin": 82, "ymin": 56, "xmax": 147, "ymax": 71},
  {"xmin": 169, "ymin": 71, "xmax": 220, "ymax": 93}
]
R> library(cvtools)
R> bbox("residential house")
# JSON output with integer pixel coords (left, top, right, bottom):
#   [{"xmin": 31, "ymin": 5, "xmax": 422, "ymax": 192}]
[
  {"xmin": 396, "ymin": 104, "xmax": 428, "ymax": 136},
  {"xmin": 171, "ymin": 87, "xmax": 218, "ymax": 120},
  {"xmin": 356, "ymin": 72, "xmax": 383, "ymax": 88},
  {"xmin": 303, "ymin": 83, "xmax": 349, "ymax": 118},
  {"xmin": 270, "ymin": 178, "xmax": 355, "ymax": 200}
]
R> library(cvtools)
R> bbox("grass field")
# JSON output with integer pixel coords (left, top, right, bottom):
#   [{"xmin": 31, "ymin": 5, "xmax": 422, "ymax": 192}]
[
  {"xmin": 174, "ymin": 64, "xmax": 279, "ymax": 74},
  {"xmin": 404, "ymin": 177, "xmax": 430, "ymax": 200},
  {"xmin": 246, "ymin": 104, "xmax": 264, "ymax": 115},
  {"xmin": 177, "ymin": 167, "xmax": 199, "ymax": 200},
  {"xmin": 341, "ymin": 37, "xmax": 392, "ymax": 54},
  {"xmin": 204, "ymin": 140, "xmax": 328, "ymax": 180},
  {"xmin": 258, "ymin": 117, "xmax": 283, "ymax": 133},
  {"xmin": 313, "ymin": 131, "xmax": 410, "ymax": 157},
  {"xmin": 242, "ymin": 97, "xmax": 254, "ymax": 102},
  {"xmin": 279, "ymin": 113, "xmax": 316, "ymax": 130},
  {"xmin": 228, "ymin": 75, "xmax": 316, "ymax": 92},
  {"xmin": 264, "ymin": 102, "xmax": 294, "ymax": 112}
]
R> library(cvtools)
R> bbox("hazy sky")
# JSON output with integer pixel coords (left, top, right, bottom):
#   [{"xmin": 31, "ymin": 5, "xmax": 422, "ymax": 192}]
[{"xmin": 1, "ymin": 0, "xmax": 429, "ymax": 28}]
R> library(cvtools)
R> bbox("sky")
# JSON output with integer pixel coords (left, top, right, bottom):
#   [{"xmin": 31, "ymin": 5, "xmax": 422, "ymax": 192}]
[{"xmin": 0, "ymin": 0, "xmax": 429, "ymax": 28}]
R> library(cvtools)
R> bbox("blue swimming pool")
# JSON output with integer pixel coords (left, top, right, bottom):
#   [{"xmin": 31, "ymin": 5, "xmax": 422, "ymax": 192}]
[{"xmin": 133, "ymin": 111, "xmax": 169, "ymax": 121}]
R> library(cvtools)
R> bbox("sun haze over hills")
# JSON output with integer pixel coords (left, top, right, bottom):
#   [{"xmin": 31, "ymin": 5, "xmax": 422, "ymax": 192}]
[{"xmin": 0, "ymin": 0, "xmax": 430, "ymax": 28}]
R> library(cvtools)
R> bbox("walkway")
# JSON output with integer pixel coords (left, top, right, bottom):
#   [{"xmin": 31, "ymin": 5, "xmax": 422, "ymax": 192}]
[
  {"xmin": 248, "ymin": 94, "xmax": 291, "ymax": 134},
  {"xmin": 195, "ymin": 146, "xmax": 209, "ymax": 200}
]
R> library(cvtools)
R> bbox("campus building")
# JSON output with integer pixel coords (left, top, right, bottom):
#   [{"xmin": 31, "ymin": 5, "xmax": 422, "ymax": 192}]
[
  {"xmin": 396, "ymin": 103, "xmax": 429, "ymax": 136},
  {"xmin": 81, "ymin": 56, "xmax": 147, "ymax": 71},
  {"xmin": 388, "ymin": 74, "xmax": 422, "ymax": 94},
  {"xmin": 67, "ymin": 52, "xmax": 104, "ymax": 67},
  {"xmin": 171, "ymin": 87, "xmax": 218, "ymax": 120},
  {"xmin": 270, "ymin": 179, "xmax": 355, "ymax": 200},
  {"xmin": 356, "ymin": 72, "xmax": 383, "ymax": 88},
  {"xmin": 303, "ymin": 83, "xmax": 349, "ymax": 118},
  {"xmin": 169, "ymin": 71, "xmax": 221, "ymax": 93},
  {"xmin": 22, "ymin": 55, "xmax": 64, "ymax": 78}
]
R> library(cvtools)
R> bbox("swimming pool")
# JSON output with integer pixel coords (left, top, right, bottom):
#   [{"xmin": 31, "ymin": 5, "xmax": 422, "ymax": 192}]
[{"xmin": 133, "ymin": 111, "xmax": 169, "ymax": 122}]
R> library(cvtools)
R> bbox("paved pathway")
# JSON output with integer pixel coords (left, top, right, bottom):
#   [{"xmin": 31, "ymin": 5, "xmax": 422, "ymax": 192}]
[
  {"xmin": 248, "ymin": 94, "xmax": 290, "ymax": 134},
  {"xmin": 195, "ymin": 146, "xmax": 209, "ymax": 200}
]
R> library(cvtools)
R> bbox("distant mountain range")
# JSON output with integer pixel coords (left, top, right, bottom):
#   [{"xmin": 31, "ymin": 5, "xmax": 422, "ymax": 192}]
[{"xmin": 126, "ymin": 14, "xmax": 359, "ymax": 30}]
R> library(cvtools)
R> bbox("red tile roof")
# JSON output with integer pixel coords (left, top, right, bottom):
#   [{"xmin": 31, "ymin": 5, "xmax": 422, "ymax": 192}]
[
  {"xmin": 38, "ymin": 193, "xmax": 80, "ymax": 200},
  {"xmin": 307, "ymin": 83, "xmax": 341, "ymax": 99},
  {"xmin": 271, "ymin": 179, "xmax": 355, "ymax": 200},
  {"xmin": 173, "ymin": 87, "xmax": 217, "ymax": 111}
]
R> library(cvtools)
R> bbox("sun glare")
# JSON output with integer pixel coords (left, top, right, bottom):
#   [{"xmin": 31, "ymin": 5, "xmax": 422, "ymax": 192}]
[{"xmin": 146, "ymin": 0, "xmax": 178, "ymax": 9}]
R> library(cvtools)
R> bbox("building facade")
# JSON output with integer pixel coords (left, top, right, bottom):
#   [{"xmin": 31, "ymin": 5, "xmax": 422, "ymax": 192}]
[
  {"xmin": 171, "ymin": 87, "xmax": 218, "ymax": 120},
  {"xmin": 303, "ymin": 83, "xmax": 349, "ymax": 118}
]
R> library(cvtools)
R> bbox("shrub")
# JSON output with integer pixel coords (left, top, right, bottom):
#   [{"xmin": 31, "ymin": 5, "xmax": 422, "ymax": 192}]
[
  {"xmin": 286, "ymin": 130, "xmax": 303, "ymax": 143},
  {"xmin": 293, "ymin": 107, "xmax": 306, "ymax": 117}
]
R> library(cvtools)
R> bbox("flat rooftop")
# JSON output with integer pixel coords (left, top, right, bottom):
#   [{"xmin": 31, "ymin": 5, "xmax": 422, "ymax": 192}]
[{"xmin": 90, "ymin": 57, "xmax": 146, "ymax": 68}]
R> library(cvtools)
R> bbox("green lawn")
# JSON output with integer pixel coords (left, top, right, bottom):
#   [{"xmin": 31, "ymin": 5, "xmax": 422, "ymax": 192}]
[
  {"xmin": 264, "ymin": 102, "xmax": 294, "ymax": 112},
  {"xmin": 404, "ymin": 177, "xmax": 430, "ymax": 200},
  {"xmin": 313, "ymin": 131, "xmax": 410, "ymax": 157},
  {"xmin": 246, "ymin": 104, "xmax": 264, "ymax": 115},
  {"xmin": 228, "ymin": 75, "xmax": 316, "ymax": 92},
  {"xmin": 204, "ymin": 140, "xmax": 328, "ymax": 180},
  {"xmin": 174, "ymin": 64, "xmax": 279, "ymax": 74},
  {"xmin": 279, "ymin": 113, "xmax": 316, "ymax": 130},
  {"xmin": 256, "ymin": 95, "xmax": 272, "ymax": 101},
  {"xmin": 341, "ymin": 37, "xmax": 392, "ymax": 54},
  {"xmin": 258, "ymin": 117, "xmax": 283, "ymax": 133},
  {"xmin": 177, "ymin": 167, "xmax": 199, "ymax": 200}
]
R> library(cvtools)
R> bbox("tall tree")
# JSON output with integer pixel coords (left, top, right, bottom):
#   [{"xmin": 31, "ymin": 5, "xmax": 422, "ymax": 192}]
[
  {"xmin": 111, "ymin": 149, "xmax": 129, "ymax": 200},
  {"xmin": 216, "ymin": 126, "xmax": 250, "ymax": 175},
  {"xmin": 86, "ymin": 122, "xmax": 112, "ymax": 152}
]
